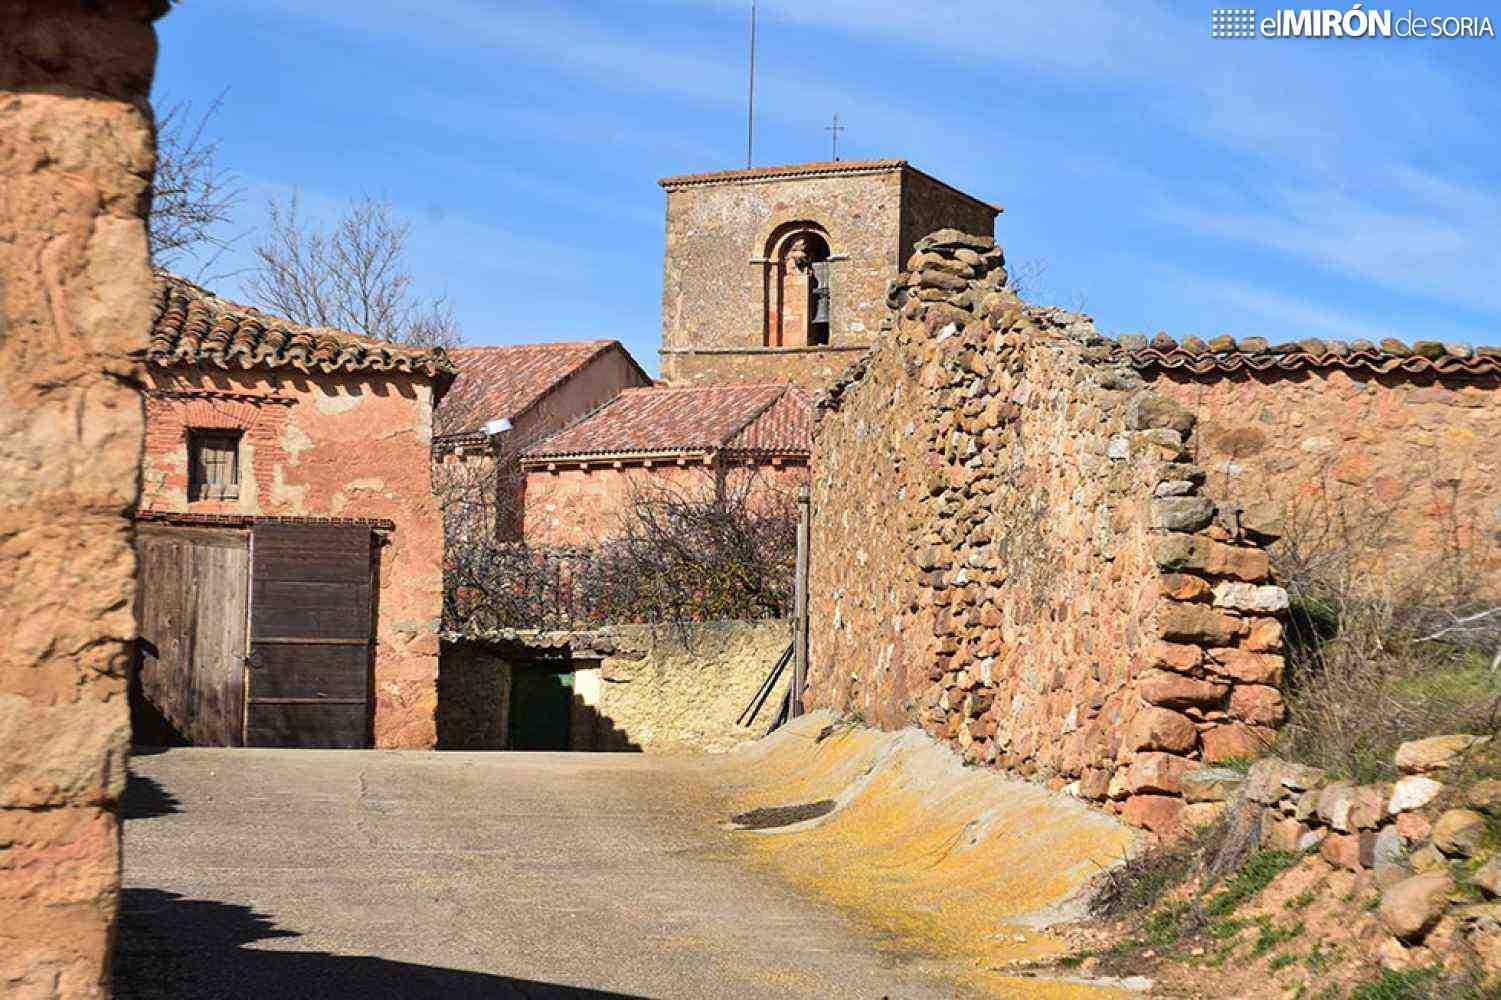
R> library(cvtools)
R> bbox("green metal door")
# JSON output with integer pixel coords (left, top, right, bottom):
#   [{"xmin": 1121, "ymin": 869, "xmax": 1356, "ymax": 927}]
[{"xmin": 509, "ymin": 667, "xmax": 573, "ymax": 751}]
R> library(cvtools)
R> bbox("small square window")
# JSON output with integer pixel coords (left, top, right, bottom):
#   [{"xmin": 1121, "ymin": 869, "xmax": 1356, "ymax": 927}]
[{"xmin": 188, "ymin": 431, "xmax": 241, "ymax": 501}]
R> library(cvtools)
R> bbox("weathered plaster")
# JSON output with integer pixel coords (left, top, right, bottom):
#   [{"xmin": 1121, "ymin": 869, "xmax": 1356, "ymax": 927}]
[{"xmin": 141, "ymin": 366, "xmax": 445, "ymax": 748}]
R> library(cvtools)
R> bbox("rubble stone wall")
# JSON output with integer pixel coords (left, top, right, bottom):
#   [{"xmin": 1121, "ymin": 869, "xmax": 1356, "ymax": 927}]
[
  {"xmin": 0, "ymin": 2, "xmax": 159, "ymax": 995},
  {"xmin": 140, "ymin": 368, "xmax": 444, "ymax": 748},
  {"xmin": 807, "ymin": 230, "xmax": 1287, "ymax": 835},
  {"xmin": 1146, "ymin": 368, "xmax": 1501, "ymax": 585}
]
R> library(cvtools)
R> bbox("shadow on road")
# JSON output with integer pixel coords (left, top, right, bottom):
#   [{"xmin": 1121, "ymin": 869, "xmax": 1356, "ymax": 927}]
[
  {"xmin": 114, "ymin": 888, "xmax": 654, "ymax": 1000},
  {"xmin": 120, "ymin": 771, "xmax": 183, "ymax": 821}
]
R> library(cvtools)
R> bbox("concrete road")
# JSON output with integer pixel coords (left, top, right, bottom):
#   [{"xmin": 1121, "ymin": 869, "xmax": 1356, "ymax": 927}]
[{"xmin": 117, "ymin": 748, "xmax": 970, "ymax": 999}]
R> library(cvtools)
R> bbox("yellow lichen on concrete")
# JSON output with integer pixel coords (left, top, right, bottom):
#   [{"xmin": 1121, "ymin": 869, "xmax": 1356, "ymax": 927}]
[{"xmin": 711, "ymin": 713, "xmax": 1143, "ymax": 998}]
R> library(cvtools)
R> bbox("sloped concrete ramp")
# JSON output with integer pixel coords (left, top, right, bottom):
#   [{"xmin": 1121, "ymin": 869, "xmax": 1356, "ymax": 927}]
[{"xmin": 708, "ymin": 712, "xmax": 1143, "ymax": 997}]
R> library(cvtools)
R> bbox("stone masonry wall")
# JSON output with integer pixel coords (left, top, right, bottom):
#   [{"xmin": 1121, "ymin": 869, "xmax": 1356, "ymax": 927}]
[
  {"xmin": 659, "ymin": 168, "xmax": 901, "ymax": 369},
  {"xmin": 659, "ymin": 346, "xmax": 872, "ymax": 388},
  {"xmin": 439, "ymin": 621, "xmax": 792, "ymax": 752},
  {"xmin": 807, "ymin": 230, "xmax": 1287, "ymax": 836},
  {"xmin": 1145, "ymin": 368, "xmax": 1501, "ymax": 585},
  {"xmin": 140, "ymin": 367, "xmax": 444, "ymax": 748},
  {"xmin": 1, "ymin": 2, "xmax": 158, "ymax": 995}
]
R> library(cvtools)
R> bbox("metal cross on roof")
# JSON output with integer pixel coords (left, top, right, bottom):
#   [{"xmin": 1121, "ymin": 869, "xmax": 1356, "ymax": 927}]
[{"xmin": 824, "ymin": 113, "xmax": 845, "ymax": 161}]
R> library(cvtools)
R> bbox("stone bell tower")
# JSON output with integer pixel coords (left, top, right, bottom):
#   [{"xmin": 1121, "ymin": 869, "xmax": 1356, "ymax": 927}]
[{"xmin": 657, "ymin": 159, "xmax": 1000, "ymax": 387}]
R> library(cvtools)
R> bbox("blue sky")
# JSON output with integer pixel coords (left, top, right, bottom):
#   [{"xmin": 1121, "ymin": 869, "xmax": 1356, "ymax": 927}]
[{"xmin": 155, "ymin": 2, "xmax": 1500, "ymax": 373}]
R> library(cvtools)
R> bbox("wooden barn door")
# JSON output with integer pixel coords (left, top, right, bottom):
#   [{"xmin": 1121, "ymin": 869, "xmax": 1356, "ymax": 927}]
[
  {"xmin": 133, "ymin": 526, "xmax": 250, "ymax": 746},
  {"xmin": 245, "ymin": 524, "xmax": 375, "ymax": 748}
]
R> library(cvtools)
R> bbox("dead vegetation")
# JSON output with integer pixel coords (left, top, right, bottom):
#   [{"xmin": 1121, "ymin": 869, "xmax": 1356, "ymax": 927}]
[
  {"xmin": 441, "ymin": 465, "xmax": 797, "ymax": 631},
  {"xmin": 1270, "ymin": 484, "xmax": 1501, "ymax": 782}
]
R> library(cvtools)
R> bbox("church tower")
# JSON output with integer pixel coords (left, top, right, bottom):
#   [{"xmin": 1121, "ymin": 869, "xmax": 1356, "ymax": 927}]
[{"xmin": 657, "ymin": 159, "xmax": 1000, "ymax": 387}]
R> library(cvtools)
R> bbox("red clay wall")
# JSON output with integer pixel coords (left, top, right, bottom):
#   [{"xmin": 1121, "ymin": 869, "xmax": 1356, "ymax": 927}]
[
  {"xmin": 140, "ymin": 367, "xmax": 444, "ymax": 748},
  {"xmin": 1144, "ymin": 368, "xmax": 1501, "ymax": 584},
  {"xmin": 523, "ymin": 462, "xmax": 807, "ymax": 547},
  {"xmin": 809, "ymin": 232, "xmax": 1285, "ymax": 837},
  {"xmin": 1, "ymin": 2, "xmax": 157, "ymax": 994}
]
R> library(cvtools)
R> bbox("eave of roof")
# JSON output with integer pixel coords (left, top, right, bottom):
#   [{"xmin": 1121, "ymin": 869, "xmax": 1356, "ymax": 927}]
[
  {"xmin": 432, "ymin": 340, "xmax": 650, "ymax": 442},
  {"xmin": 147, "ymin": 270, "xmax": 457, "ymax": 381},
  {"xmin": 658, "ymin": 159, "xmax": 1002, "ymax": 214},
  {"xmin": 521, "ymin": 383, "xmax": 813, "ymax": 463}
]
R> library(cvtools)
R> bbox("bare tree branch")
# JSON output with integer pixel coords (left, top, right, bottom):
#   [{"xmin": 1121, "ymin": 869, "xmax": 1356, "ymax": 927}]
[
  {"xmin": 149, "ymin": 94, "xmax": 244, "ymax": 271},
  {"xmin": 246, "ymin": 191, "xmax": 462, "ymax": 349}
]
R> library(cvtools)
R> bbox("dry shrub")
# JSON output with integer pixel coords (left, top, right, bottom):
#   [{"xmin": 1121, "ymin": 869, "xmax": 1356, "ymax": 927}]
[
  {"xmin": 442, "ymin": 465, "xmax": 797, "ymax": 631},
  {"xmin": 1271, "ymin": 487, "xmax": 1501, "ymax": 781}
]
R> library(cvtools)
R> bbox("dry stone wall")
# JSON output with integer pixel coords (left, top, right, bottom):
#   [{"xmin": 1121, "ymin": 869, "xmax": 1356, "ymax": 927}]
[
  {"xmin": 1, "ymin": 2, "xmax": 159, "ymax": 995},
  {"xmin": 808, "ymin": 230, "xmax": 1287, "ymax": 836}
]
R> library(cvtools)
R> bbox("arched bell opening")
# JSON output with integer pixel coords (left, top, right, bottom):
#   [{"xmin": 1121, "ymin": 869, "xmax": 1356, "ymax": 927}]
[{"xmin": 763, "ymin": 223, "xmax": 833, "ymax": 348}]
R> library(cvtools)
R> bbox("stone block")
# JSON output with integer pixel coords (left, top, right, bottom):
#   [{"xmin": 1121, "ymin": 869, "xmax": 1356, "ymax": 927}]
[
  {"xmin": 1152, "ymin": 535, "xmax": 1270, "ymax": 582},
  {"xmin": 1124, "ymin": 707, "xmax": 1199, "ymax": 755},
  {"xmin": 1321, "ymin": 831, "xmax": 1377, "ymax": 871},
  {"xmin": 1396, "ymin": 812, "xmax": 1433, "ymax": 841},
  {"xmin": 1125, "ymin": 393, "xmax": 1195, "ymax": 435},
  {"xmin": 1122, "ymin": 794, "xmax": 1186, "ymax": 836},
  {"xmin": 1158, "ymin": 603, "xmax": 1238, "ymax": 645},
  {"xmin": 1389, "ymin": 776, "xmax": 1444, "ymax": 815},
  {"xmin": 1183, "ymin": 801, "xmax": 1227, "ymax": 829},
  {"xmin": 1380, "ymin": 873, "xmax": 1454, "ymax": 941},
  {"xmin": 1228, "ymin": 684, "xmax": 1285, "ymax": 726},
  {"xmin": 1182, "ymin": 767, "xmax": 1245, "ymax": 803},
  {"xmin": 1138, "ymin": 669, "xmax": 1228, "ymax": 709},
  {"xmin": 1263, "ymin": 816, "xmax": 1304, "ymax": 852},
  {"xmin": 1211, "ymin": 581, "xmax": 1290, "ymax": 613},
  {"xmin": 1151, "ymin": 496, "xmax": 1215, "ymax": 532},
  {"xmin": 1204, "ymin": 648, "xmax": 1284, "ymax": 685},
  {"xmin": 1432, "ymin": 809, "xmax": 1487, "ymax": 858},
  {"xmin": 1201, "ymin": 722, "xmax": 1273, "ymax": 763},
  {"xmin": 1395, "ymin": 734, "xmax": 1490, "ymax": 774},
  {"xmin": 1125, "ymin": 752, "xmax": 1196, "ymax": 795},
  {"xmin": 1317, "ymin": 782, "xmax": 1357, "ymax": 832},
  {"xmin": 1469, "ymin": 779, "xmax": 1501, "ymax": 816}
]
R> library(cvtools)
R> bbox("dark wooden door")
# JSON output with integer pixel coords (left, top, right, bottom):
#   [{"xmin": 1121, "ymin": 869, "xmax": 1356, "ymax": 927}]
[
  {"xmin": 509, "ymin": 667, "xmax": 573, "ymax": 751},
  {"xmin": 133, "ymin": 526, "xmax": 250, "ymax": 746},
  {"xmin": 245, "ymin": 524, "xmax": 374, "ymax": 748}
]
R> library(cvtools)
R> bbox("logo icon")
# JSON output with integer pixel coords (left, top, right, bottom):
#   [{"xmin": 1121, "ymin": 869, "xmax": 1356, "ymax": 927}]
[{"xmin": 1211, "ymin": 8, "xmax": 1258, "ymax": 38}]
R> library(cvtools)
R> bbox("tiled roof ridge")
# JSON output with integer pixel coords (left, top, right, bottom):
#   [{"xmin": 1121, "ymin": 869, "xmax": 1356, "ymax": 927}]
[
  {"xmin": 1011, "ymin": 305, "xmax": 1500, "ymax": 380},
  {"xmin": 659, "ymin": 159, "xmax": 908, "ymax": 188},
  {"xmin": 718, "ymin": 385, "xmax": 791, "ymax": 449},
  {"xmin": 148, "ymin": 269, "xmax": 457, "ymax": 379},
  {"xmin": 724, "ymin": 384, "xmax": 814, "ymax": 457},
  {"xmin": 451, "ymin": 339, "xmax": 616, "ymax": 354},
  {"xmin": 1100, "ymin": 331, "xmax": 1498, "ymax": 381}
]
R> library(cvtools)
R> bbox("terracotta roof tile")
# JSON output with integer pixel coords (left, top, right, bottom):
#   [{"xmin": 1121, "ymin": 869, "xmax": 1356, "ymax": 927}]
[
  {"xmin": 523, "ymin": 384, "xmax": 812, "ymax": 462},
  {"xmin": 434, "ymin": 341, "xmax": 639, "ymax": 439},
  {"xmin": 724, "ymin": 385, "xmax": 813, "ymax": 456},
  {"xmin": 659, "ymin": 159, "xmax": 908, "ymax": 189},
  {"xmin": 147, "ymin": 271, "xmax": 456, "ymax": 380},
  {"xmin": 1101, "ymin": 333, "xmax": 1501, "ymax": 381}
]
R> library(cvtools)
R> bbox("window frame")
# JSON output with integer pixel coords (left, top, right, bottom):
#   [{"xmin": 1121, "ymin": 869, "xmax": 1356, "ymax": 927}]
[{"xmin": 187, "ymin": 429, "xmax": 243, "ymax": 502}]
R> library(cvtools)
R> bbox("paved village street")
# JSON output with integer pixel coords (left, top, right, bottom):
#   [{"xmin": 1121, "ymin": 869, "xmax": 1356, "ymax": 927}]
[{"xmin": 116, "ymin": 748, "xmax": 968, "ymax": 1000}]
